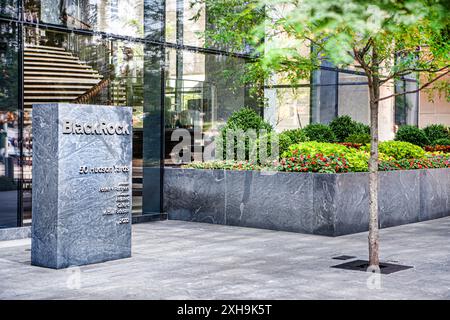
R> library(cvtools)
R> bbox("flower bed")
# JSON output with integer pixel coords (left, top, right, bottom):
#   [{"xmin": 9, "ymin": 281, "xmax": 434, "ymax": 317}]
[{"xmin": 424, "ymin": 145, "xmax": 450, "ymax": 153}]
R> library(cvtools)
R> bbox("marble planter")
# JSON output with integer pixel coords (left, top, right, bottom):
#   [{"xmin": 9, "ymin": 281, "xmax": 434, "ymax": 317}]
[{"xmin": 164, "ymin": 168, "xmax": 450, "ymax": 236}]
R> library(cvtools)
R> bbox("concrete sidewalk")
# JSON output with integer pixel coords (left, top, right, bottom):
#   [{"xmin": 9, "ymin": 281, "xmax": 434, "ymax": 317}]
[{"xmin": 0, "ymin": 217, "xmax": 449, "ymax": 299}]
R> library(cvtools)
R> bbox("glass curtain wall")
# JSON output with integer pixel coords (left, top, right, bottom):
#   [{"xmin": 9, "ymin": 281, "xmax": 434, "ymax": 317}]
[{"xmin": 0, "ymin": 0, "xmax": 256, "ymax": 227}]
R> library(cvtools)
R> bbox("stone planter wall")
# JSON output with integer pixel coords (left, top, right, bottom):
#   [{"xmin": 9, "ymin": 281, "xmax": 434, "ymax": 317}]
[{"xmin": 164, "ymin": 168, "xmax": 450, "ymax": 236}]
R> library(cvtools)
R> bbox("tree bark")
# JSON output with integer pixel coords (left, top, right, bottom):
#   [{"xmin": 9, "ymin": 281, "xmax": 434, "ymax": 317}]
[{"xmin": 368, "ymin": 76, "xmax": 380, "ymax": 267}]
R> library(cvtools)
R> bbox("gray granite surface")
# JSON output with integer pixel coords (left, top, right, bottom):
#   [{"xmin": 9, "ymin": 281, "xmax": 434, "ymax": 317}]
[
  {"xmin": 1, "ymin": 218, "xmax": 449, "ymax": 299},
  {"xmin": 32, "ymin": 104, "xmax": 132, "ymax": 269},
  {"xmin": 0, "ymin": 226, "xmax": 31, "ymax": 241},
  {"xmin": 165, "ymin": 168, "xmax": 450, "ymax": 236}
]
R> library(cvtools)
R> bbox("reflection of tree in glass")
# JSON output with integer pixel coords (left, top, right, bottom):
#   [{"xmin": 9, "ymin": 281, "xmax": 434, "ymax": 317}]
[{"xmin": 0, "ymin": 24, "xmax": 18, "ymax": 113}]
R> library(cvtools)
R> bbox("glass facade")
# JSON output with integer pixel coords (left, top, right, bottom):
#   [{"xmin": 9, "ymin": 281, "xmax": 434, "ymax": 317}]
[
  {"xmin": 0, "ymin": 0, "xmax": 255, "ymax": 228},
  {"xmin": 0, "ymin": 1, "xmax": 420, "ymax": 229}
]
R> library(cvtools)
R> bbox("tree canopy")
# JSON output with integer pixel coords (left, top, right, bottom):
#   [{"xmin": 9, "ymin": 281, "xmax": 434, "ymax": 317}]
[{"xmin": 193, "ymin": 0, "xmax": 449, "ymax": 98}]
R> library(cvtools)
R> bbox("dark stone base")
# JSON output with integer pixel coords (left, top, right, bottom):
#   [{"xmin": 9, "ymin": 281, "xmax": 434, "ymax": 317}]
[
  {"xmin": 164, "ymin": 168, "xmax": 450, "ymax": 236},
  {"xmin": 331, "ymin": 260, "xmax": 413, "ymax": 274}
]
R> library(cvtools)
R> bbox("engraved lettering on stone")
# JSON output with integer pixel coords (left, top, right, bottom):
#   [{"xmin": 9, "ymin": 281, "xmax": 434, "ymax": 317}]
[{"xmin": 62, "ymin": 120, "xmax": 130, "ymax": 135}]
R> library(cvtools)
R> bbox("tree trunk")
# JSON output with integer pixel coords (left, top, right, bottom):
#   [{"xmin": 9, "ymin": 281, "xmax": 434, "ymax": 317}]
[{"xmin": 368, "ymin": 78, "xmax": 380, "ymax": 267}]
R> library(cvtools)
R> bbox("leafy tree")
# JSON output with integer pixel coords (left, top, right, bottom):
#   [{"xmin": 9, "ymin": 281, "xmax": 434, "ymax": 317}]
[{"xmin": 193, "ymin": 0, "xmax": 449, "ymax": 267}]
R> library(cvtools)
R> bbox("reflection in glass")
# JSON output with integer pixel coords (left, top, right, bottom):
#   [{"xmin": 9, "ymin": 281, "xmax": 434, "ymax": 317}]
[
  {"xmin": 264, "ymin": 87, "xmax": 310, "ymax": 131},
  {"xmin": 22, "ymin": 27, "xmax": 145, "ymax": 218},
  {"xmin": 0, "ymin": 22, "xmax": 19, "ymax": 228},
  {"xmin": 311, "ymin": 68, "xmax": 338, "ymax": 124},
  {"xmin": 395, "ymin": 79, "xmax": 418, "ymax": 126},
  {"xmin": 164, "ymin": 49, "xmax": 258, "ymax": 165},
  {"xmin": 24, "ymin": 0, "xmax": 144, "ymax": 37},
  {"xmin": 338, "ymin": 73, "xmax": 369, "ymax": 124},
  {"xmin": 0, "ymin": 0, "xmax": 18, "ymax": 18}
]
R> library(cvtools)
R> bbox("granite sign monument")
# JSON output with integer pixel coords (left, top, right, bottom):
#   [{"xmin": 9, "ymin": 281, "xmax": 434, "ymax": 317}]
[{"xmin": 31, "ymin": 103, "xmax": 132, "ymax": 269}]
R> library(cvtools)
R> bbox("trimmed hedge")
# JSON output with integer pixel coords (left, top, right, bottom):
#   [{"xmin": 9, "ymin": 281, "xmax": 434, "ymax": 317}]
[
  {"xmin": 423, "ymin": 124, "xmax": 450, "ymax": 144},
  {"xmin": 329, "ymin": 115, "xmax": 370, "ymax": 142},
  {"xmin": 395, "ymin": 125, "xmax": 430, "ymax": 147},
  {"xmin": 345, "ymin": 133, "xmax": 371, "ymax": 144},
  {"xmin": 376, "ymin": 141, "xmax": 426, "ymax": 160},
  {"xmin": 302, "ymin": 123, "xmax": 336, "ymax": 142},
  {"xmin": 220, "ymin": 107, "xmax": 273, "ymax": 161}
]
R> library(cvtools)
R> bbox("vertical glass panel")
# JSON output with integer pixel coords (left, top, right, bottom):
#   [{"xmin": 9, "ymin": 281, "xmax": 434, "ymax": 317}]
[
  {"xmin": 0, "ymin": 0, "xmax": 18, "ymax": 18},
  {"xmin": 165, "ymin": 0, "xmax": 176, "ymax": 43},
  {"xmin": 395, "ymin": 80, "xmax": 406, "ymax": 125},
  {"xmin": 24, "ymin": 0, "xmax": 144, "ymax": 38},
  {"xmin": 404, "ymin": 81, "xmax": 418, "ymax": 126},
  {"xmin": 164, "ymin": 50, "xmax": 254, "ymax": 165},
  {"xmin": 205, "ymin": 54, "xmax": 248, "ymax": 122},
  {"xmin": 144, "ymin": 0, "xmax": 164, "ymax": 40},
  {"xmin": 142, "ymin": 0, "xmax": 165, "ymax": 215},
  {"xmin": 311, "ymin": 68, "xmax": 338, "ymax": 124},
  {"xmin": 182, "ymin": 0, "xmax": 205, "ymax": 47},
  {"xmin": 395, "ymin": 79, "xmax": 418, "ymax": 126},
  {"xmin": 142, "ymin": 43, "xmax": 163, "ymax": 214},
  {"xmin": 338, "ymin": 73, "xmax": 369, "ymax": 124},
  {"xmin": 0, "ymin": 22, "xmax": 19, "ymax": 228},
  {"xmin": 264, "ymin": 87, "xmax": 310, "ymax": 131}
]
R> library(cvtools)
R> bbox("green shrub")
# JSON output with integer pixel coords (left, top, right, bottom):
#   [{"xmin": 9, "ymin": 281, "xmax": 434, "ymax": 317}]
[
  {"xmin": 280, "ymin": 128, "xmax": 309, "ymax": 144},
  {"xmin": 220, "ymin": 107, "xmax": 273, "ymax": 160},
  {"xmin": 329, "ymin": 115, "xmax": 370, "ymax": 142},
  {"xmin": 223, "ymin": 107, "xmax": 272, "ymax": 132},
  {"xmin": 376, "ymin": 141, "xmax": 426, "ymax": 160},
  {"xmin": 345, "ymin": 133, "xmax": 371, "ymax": 144},
  {"xmin": 423, "ymin": 124, "xmax": 450, "ymax": 144},
  {"xmin": 302, "ymin": 123, "xmax": 336, "ymax": 142},
  {"xmin": 329, "ymin": 116, "xmax": 354, "ymax": 142},
  {"xmin": 353, "ymin": 122, "xmax": 370, "ymax": 135},
  {"xmin": 344, "ymin": 149, "xmax": 369, "ymax": 172},
  {"xmin": 395, "ymin": 125, "xmax": 430, "ymax": 147},
  {"xmin": 283, "ymin": 141, "xmax": 348, "ymax": 158},
  {"xmin": 183, "ymin": 160, "xmax": 263, "ymax": 171},
  {"xmin": 276, "ymin": 129, "xmax": 309, "ymax": 156},
  {"xmin": 255, "ymin": 131, "xmax": 291, "ymax": 161},
  {"xmin": 431, "ymin": 138, "xmax": 450, "ymax": 146}
]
